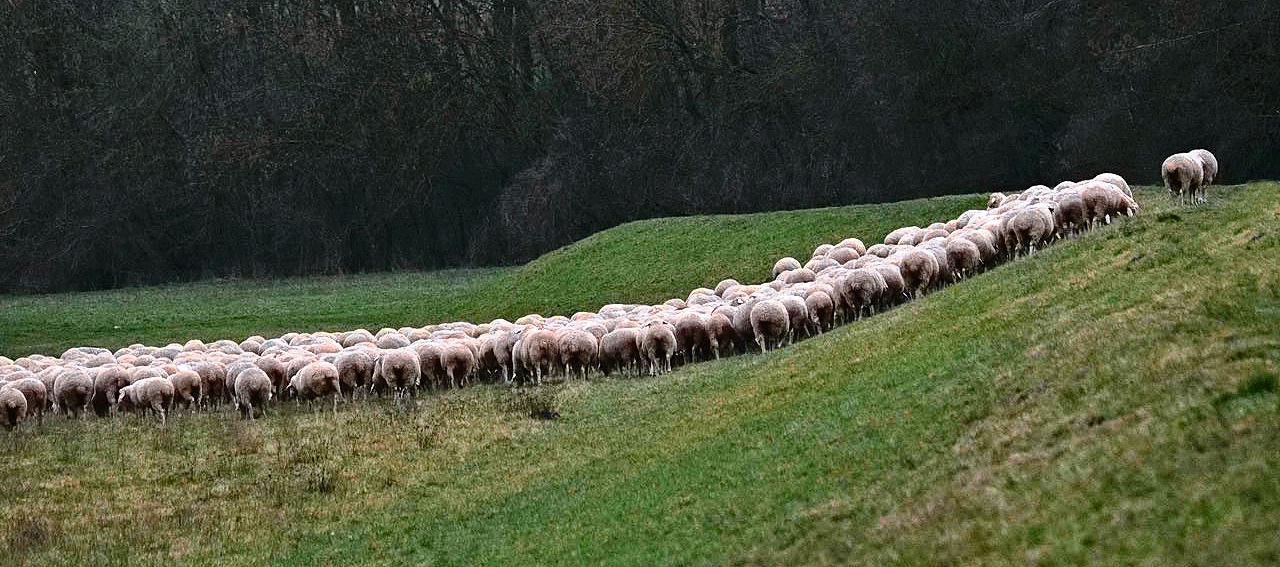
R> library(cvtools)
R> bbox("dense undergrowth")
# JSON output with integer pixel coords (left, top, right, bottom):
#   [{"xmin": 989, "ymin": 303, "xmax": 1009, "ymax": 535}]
[{"xmin": 2, "ymin": 183, "xmax": 1277, "ymax": 566}]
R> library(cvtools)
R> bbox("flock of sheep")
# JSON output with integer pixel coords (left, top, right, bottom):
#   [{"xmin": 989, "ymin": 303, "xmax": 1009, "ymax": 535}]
[{"xmin": 0, "ymin": 150, "xmax": 1218, "ymax": 430}]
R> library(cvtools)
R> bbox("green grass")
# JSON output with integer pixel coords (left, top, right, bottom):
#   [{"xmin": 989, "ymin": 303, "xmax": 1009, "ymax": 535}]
[{"xmin": 2, "ymin": 183, "xmax": 1278, "ymax": 566}]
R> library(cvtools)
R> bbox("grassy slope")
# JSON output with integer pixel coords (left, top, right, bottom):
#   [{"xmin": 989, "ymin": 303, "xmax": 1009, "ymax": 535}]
[
  {"xmin": 0, "ymin": 196, "xmax": 974, "ymax": 358},
  {"xmin": 2, "ymin": 184, "xmax": 1278, "ymax": 566}
]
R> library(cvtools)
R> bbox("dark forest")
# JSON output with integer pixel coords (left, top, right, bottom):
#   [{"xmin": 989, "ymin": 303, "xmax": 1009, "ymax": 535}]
[{"xmin": 1, "ymin": 0, "xmax": 1277, "ymax": 292}]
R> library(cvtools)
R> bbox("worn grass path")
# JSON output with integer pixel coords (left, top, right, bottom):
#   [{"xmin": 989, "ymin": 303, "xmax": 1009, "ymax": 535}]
[{"xmin": 2, "ymin": 183, "xmax": 1277, "ymax": 566}]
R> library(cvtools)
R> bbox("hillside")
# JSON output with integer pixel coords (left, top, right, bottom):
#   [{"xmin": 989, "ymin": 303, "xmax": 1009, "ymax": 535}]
[{"xmin": 1, "ymin": 183, "xmax": 1277, "ymax": 566}]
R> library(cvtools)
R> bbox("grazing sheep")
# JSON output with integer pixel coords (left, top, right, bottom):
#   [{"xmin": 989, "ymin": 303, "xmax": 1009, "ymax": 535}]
[
  {"xmin": 750, "ymin": 299, "xmax": 791, "ymax": 352},
  {"xmin": 943, "ymin": 237, "xmax": 983, "ymax": 280},
  {"xmin": 987, "ymin": 193, "xmax": 1007, "ymax": 209},
  {"xmin": 704, "ymin": 311, "xmax": 736, "ymax": 358},
  {"xmin": 778, "ymin": 295, "xmax": 809, "ymax": 343},
  {"xmin": 168, "ymin": 369, "xmax": 203, "ymax": 410},
  {"xmin": 1162, "ymin": 152, "xmax": 1205, "ymax": 205},
  {"xmin": 442, "ymin": 341, "xmax": 479, "ymax": 388},
  {"xmin": 673, "ymin": 311, "xmax": 712, "ymax": 365},
  {"xmin": 892, "ymin": 248, "xmax": 940, "ymax": 298},
  {"xmin": 805, "ymin": 290, "xmax": 835, "ymax": 334},
  {"xmin": 334, "ymin": 349, "xmax": 375, "ymax": 398},
  {"xmin": 53, "ymin": 368, "xmax": 93, "ymax": 419},
  {"xmin": 520, "ymin": 329, "xmax": 561, "ymax": 385},
  {"xmin": 1093, "ymin": 173, "xmax": 1132, "ymax": 198},
  {"xmin": 780, "ymin": 268, "xmax": 817, "ymax": 285},
  {"xmin": 374, "ymin": 349, "xmax": 421, "ymax": 397},
  {"xmin": 376, "ymin": 333, "xmax": 411, "ymax": 350},
  {"xmin": 1005, "ymin": 203, "xmax": 1057, "ymax": 256},
  {"xmin": 638, "ymin": 320, "xmax": 678, "ymax": 376},
  {"xmin": 599, "ymin": 328, "xmax": 642, "ymax": 375},
  {"xmin": 1051, "ymin": 189, "xmax": 1087, "ymax": 238},
  {"xmin": 234, "ymin": 367, "xmax": 273, "ymax": 420},
  {"xmin": 1190, "ymin": 149, "xmax": 1218, "ymax": 186},
  {"xmin": 714, "ymin": 279, "xmax": 741, "ymax": 297},
  {"xmin": 91, "ymin": 365, "xmax": 129, "ymax": 417},
  {"xmin": 190, "ymin": 361, "xmax": 228, "ymax": 407},
  {"xmin": 1079, "ymin": 180, "xmax": 1140, "ymax": 227},
  {"xmin": 117, "ymin": 377, "xmax": 175, "ymax": 425},
  {"xmin": 772, "ymin": 257, "xmax": 802, "ymax": 279},
  {"xmin": 4, "ymin": 378, "xmax": 47, "ymax": 425},
  {"xmin": 556, "ymin": 329, "xmax": 598, "ymax": 381},
  {"xmin": 841, "ymin": 268, "xmax": 887, "ymax": 320},
  {"xmin": 869, "ymin": 263, "xmax": 907, "ymax": 308},
  {"xmin": 826, "ymin": 247, "xmax": 859, "ymax": 264},
  {"xmin": 254, "ymin": 357, "xmax": 288, "ymax": 395},
  {"xmin": 286, "ymin": 361, "xmax": 342, "ymax": 413},
  {"xmin": 411, "ymin": 341, "xmax": 446, "ymax": 390},
  {"xmin": 884, "ymin": 226, "xmax": 920, "ymax": 245},
  {"xmin": 0, "ymin": 386, "xmax": 27, "ymax": 430}
]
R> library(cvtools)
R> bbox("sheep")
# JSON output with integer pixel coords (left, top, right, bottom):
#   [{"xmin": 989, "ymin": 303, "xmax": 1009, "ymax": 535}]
[
  {"xmin": 704, "ymin": 311, "xmax": 735, "ymax": 358},
  {"xmin": 251, "ymin": 356, "xmax": 287, "ymax": 395},
  {"xmin": 943, "ymin": 237, "xmax": 983, "ymax": 280},
  {"xmin": 1005, "ymin": 202, "xmax": 1057, "ymax": 256},
  {"xmin": 1162, "ymin": 152, "xmax": 1205, "ymax": 205},
  {"xmin": 837, "ymin": 238, "xmax": 868, "ymax": 256},
  {"xmin": 0, "ymin": 386, "xmax": 27, "ymax": 430},
  {"xmin": 376, "ymin": 333, "xmax": 411, "ymax": 350},
  {"xmin": 825, "ymin": 246, "xmax": 859, "ymax": 264},
  {"xmin": 779, "ymin": 268, "xmax": 816, "ymax": 285},
  {"xmin": 1190, "ymin": 149, "xmax": 1218, "ymax": 187},
  {"xmin": 88, "ymin": 365, "xmax": 128, "ymax": 417},
  {"xmin": 286, "ymin": 361, "xmax": 342, "ymax": 413},
  {"xmin": 442, "ymin": 341, "xmax": 479, "ymax": 388},
  {"xmin": 714, "ymin": 278, "xmax": 741, "ymax": 297},
  {"xmin": 841, "ymin": 268, "xmax": 887, "ymax": 320},
  {"xmin": 673, "ymin": 311, "xmax": 712, "ymax": 365},
  {"xmin": 891, "ymin": 248, "xmax": 940, "ymax": 298},
  {"xmin": 750, "ymin": 299, "xmax": 790, "ymax": 352},
  {"xmin": 168, "ymin": 369, "xmax": 203, "ymax": 410},
  {"xmin": 599, "ymin": 328, "xmax": 642, "ymax": 375},
  {"xmin": 411, "ymin": 341, "xmax": 446, "ymax": 390},
  {"xmin": 884, "ymin": 226, "xmax": 919, "ymax": 245},
  {"xmin": 1050, "ymin": 189, "xmax": 1086, "ymax": 238},
  {"xmin": 4, "ymin": 378, "xmax": 46, "ymax": 425},
  {"xmin": 869, "ymin": 263, "xmax": 907, "ymax": 308},
  {"xmin": 638, "ymin": 320, "xmax": 678, "ymax": 376},
  {"xmin": 117, "ymin": 377, "xmax": 175, "ymax": 425},
  {"xmin": 556, "ymin": 329, "xmax": 598, "ymax": 381},
  {"xmin": 778, "ymin": 295, "xmax": 809, "ymax": 343},
  {"xmin": 804, "ymin": 290, "xmax": 835, "ymax": 334},
  {"xmin": 334, "ymin": 349, "xmax": 375, "ymax": 398},
  {"xmin": 772, "ymin": 257, "xmax": 802, "ymax": 279},
  {"xmin": 519, "ymin": 329, "xmax": 561, "ymax": 385},
  {"xmin": 805, "ymin": 257, "xmax": 839, "ymax": 274},
  {"xmin": 374, "ymin": 349, "xmax": 421, "ymax": 397},
  {"xmin": 233, "ymin": 366, "xmax": 273, "ymax": 420},
  {"xmin": 53, "ymin": 368, "xmax": 93, "ymax": 419},
  {"xmin": 491, "ymin": 329, "xmax": 526, "ymax": 384},
  {"xmin": 190, "ymin": 360, "xmax": 228, "ymax": 407},
  {"xmin": 1093, "ymin": 173, "xmax": 1132, "ymax": 198},
  {"xmin": 1079, "ymin": 181, "xmax": 1140, "ymax": 227}
]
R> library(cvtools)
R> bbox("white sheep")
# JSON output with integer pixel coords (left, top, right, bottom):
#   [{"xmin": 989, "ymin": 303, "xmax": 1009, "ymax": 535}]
[
  {"xmin": 1162, "ymin": 152, "xmax": 1205, "ymax": 205},
  {"xmin": 1190, "ymin": 149, "xmax": 1219, "ymax": 186},
  {"xmin": 286, "ymin": 360, "xmax": 342, "ymax": 413},
  {"xmin": 234, "ymin": 366, "xmax": 274, "ymax": 419},
  {"xmin": 749, "ymin": 299, "xmax": 790, "ymax": 352},
  {"xmin": 0, "ymin": 386, "xmax": 27, "ymax": 430},
  {"xmin": 53, "ymin": 367, "xmax": 93, "ymax": 419},
  {"xmin": 118, "ymin": 377, "xmax": 176, "ymax": 425}
]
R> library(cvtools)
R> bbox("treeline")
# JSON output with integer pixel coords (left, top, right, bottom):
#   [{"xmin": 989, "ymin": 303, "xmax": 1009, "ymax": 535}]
[{"xmin": 1, "ymin": 0, "xmax": 1277, "ymax": 292}]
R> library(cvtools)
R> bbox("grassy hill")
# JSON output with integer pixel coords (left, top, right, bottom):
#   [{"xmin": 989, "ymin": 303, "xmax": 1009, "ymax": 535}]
[{"xmin": 1, "ymin": 183, "xmax": 1277, "ymax": 566}]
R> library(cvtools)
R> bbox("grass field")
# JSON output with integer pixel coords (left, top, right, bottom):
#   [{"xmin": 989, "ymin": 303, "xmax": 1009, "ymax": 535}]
[{"xmin": 2, "ymin": 183, "xmax": 1277, "ymax": 566}]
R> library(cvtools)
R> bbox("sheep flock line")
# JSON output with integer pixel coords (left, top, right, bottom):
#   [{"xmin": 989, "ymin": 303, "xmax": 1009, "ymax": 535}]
[{"xmin": 0, "ymin": 150, "xmax": 1218, "ymax": 429}]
